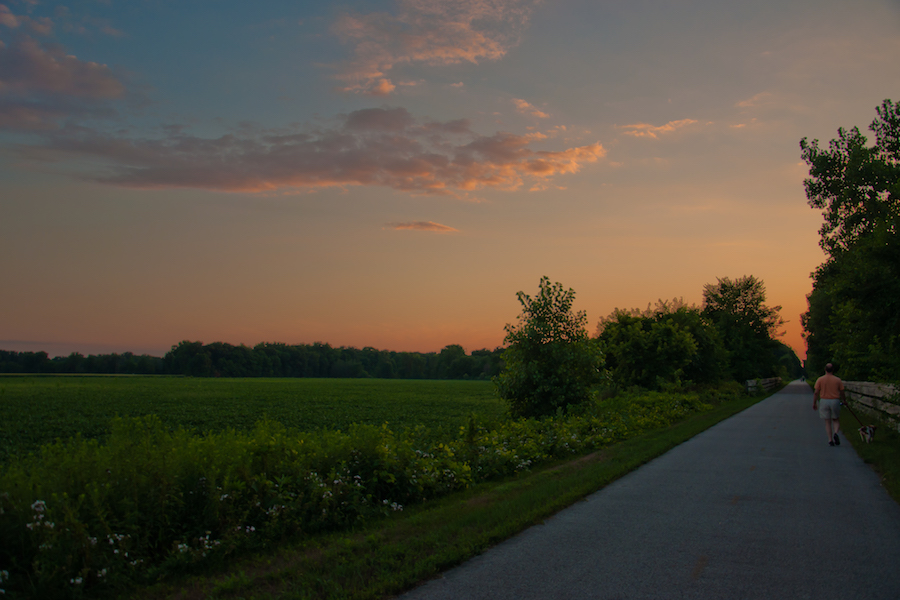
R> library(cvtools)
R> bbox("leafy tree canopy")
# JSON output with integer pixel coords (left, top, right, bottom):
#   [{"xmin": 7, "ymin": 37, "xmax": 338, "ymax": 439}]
[
  {"xmin": 800, "ymin": 99, "xmax": 900, "ymax": 257},
  {"xmin": 702, "ymin": 276, "xmax": 786, "ymax": 382},
  {"xmin": 495, "ymin": 277, "xmax": 604, "ymax": 418},
  {"xmin": 702, "ymin": 276, "xmax": 784, "ymax": 339},
  {"xmin": 596, "ymin": 299, "xmax": 727, "ymax": 389}
]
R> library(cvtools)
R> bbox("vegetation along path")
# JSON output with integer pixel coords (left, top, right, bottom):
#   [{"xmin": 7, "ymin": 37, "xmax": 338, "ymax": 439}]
[{"xmin": 399, "ymin": 381, "xmax": 900, "ymax": 600}]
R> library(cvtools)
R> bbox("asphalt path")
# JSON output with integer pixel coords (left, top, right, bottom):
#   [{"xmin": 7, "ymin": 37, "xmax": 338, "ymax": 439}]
[{"xmin": 398, "ymin": 381, "xmax": 900, "ymax": 600}]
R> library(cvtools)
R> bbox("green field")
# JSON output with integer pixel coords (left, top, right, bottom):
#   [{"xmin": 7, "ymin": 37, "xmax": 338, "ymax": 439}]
[{"xmin": 0, "ymin": 376, "xmax": 505, "ymax": 460}]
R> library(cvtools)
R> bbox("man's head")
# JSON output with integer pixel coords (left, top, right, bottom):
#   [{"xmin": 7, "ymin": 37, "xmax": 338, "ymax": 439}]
[{"xmin": 825, "ymin": 363, "xmax": 834, "ymax": 373}]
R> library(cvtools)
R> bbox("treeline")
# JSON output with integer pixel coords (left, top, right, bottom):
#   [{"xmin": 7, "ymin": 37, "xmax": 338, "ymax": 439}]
[
  {"xmin": 0, "ymin": 343, "xmax": 504, "ymax": 380},
  {"xmin": 0, "ymin": 350, "xmax": 166, "ymax": 375},
  {"xmin": 165, "ymin": 341, "xmax": 503, "ymax": 379},
  {"xmin": 800, "ymin": 99, "xmax": 900, "ymax": 381}
]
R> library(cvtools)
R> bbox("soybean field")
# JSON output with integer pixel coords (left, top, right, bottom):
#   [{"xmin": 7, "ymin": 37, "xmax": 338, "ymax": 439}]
[{"xmin": 0, "ymin": 376, "xmax": 505, "ymax": 461}]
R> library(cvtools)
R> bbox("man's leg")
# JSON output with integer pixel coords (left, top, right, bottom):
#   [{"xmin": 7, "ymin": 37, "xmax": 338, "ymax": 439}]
[
  {"xmin": 833, "ymin": 418, "xmax": 841, "ymax": 435},
  {"xmin": 825, "ymin": 418, "xmax": 834, "ymax": 442}
]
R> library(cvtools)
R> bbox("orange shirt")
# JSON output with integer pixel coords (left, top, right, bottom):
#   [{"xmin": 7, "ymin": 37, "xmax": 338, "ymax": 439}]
[{"xmin": 815, "ymin": 373, "xmax": 844, "ymax": 399}]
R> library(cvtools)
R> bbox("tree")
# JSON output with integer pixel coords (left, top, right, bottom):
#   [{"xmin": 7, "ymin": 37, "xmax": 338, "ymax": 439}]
[
  {"xmin": 597, "ymin": 299, "xmax": 727, "ymax": 389},
  {"xmin": 800, "ymin": 100, "xmax": 900, "ymax": 380},
  {"xmin": 495, "ymin": 277, "xmax": 604, "ymax": 418},
  {"xmin": 702, "ymin": 276, "xmax": 785, "ymax": 382},
  {"xmin": 800, "ymin": 99, "xmax": 900, "ymax": 258},
  {"xmin": 803, "ymin": 218, "xmax": 900, "ymax": 379}
]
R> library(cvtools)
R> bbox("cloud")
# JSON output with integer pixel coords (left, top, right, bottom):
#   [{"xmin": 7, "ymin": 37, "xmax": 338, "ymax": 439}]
[
  {"xmin": 0, "ymin": 35, "xmax": 126, "ymax": 130},
  {"xmin": 619, "ymin": 118, "xmax": 698, "ymax": 139},
  {"xmin": 512, "ymin": 98, "xmax": 549, "ymax": 119},
  {"xmin": 345, "ymin": 106, "xmax": 414, "ymax": 131},
  {"xmin": 0, "ymin": 4, "xmax": 19, "ymax": 28},
  {"xmin": 387, "ymin": 221, "xmax": 459, "ymax": 232},
  {"xmin": 0, "ymin": 3, "xmax": 52, "ymax": 34},
  {"xmin": 332, "ymin": 0, "xmax": 539, "ymax": 96},
  {"xmin": 24, "ymin": 107, "xmax": 606, "ymax": 196},
  {"xmin": 0, "ymin": 98, "xmax": 68, "ymax": 130},
  {"xmin": 0, "ymin": 35, "xmax": 125, "ymax": 98},
  {"xmin": 736, "ymin": 92, "xmax": 773, "ymax": 109}
]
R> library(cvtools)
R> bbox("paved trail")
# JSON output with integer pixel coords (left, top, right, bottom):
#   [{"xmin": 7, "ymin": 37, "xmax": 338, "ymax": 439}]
[{"xmin": 399, "ymin": 381, "xmax": 900, "ymax": 600}]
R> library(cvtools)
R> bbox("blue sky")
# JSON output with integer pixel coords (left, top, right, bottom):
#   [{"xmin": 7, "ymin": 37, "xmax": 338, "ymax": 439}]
[{"xmin": 2, "ymin": 0, "xmax": 899, "ymax": 357}]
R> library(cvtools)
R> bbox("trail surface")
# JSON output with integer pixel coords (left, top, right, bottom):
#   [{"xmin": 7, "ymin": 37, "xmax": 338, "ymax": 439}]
[{"xmin": 399, "ymin": 381, "xmax": 900, "ymax": 600}]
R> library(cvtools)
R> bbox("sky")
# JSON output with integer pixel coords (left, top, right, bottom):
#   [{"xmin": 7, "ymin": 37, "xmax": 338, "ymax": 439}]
[{"xmin": 2, "ymin": 0, "xmax": 899, "ymax": 361}]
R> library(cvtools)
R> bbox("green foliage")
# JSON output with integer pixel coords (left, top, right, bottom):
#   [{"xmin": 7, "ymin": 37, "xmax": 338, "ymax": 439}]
[
  {"xmin": 801, "ymin": 100, "xmax": 900, "ymax": 380},
  {"xmin": 597, "ymin": 299, "xmax": 728, "ymax": 389},
  {"xmin": 495, "ymin": 277, "xmax": 604, "ymax": 418},
  {"xmin": 702, "ymin": 276, "xmax": 787, "ymax": 382},
  {"xmin": 0, "ymin": 378, "xmax": 505, "ymax": 461},
  {"xmin": 0, "ymin": 386, "xmax": 723, "ymax": 599},
  {"xmin": 800, "ymin": 99, "xmax": 900, "ymax": 258}
]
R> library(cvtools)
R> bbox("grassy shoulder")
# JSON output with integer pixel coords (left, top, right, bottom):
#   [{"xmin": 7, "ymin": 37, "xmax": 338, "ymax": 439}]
[
  {"xmin": 840, "ymin": 409, "xmax": 900, "ymax": 505},
  {"xmin": 126, "ymin": 391, "xmax": 765, "ymax": 600}
]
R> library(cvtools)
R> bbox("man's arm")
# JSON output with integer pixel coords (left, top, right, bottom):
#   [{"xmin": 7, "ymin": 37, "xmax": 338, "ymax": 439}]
[{"xmin": 813, "ymin": 387, "xmax": 820, "ymax": 410}]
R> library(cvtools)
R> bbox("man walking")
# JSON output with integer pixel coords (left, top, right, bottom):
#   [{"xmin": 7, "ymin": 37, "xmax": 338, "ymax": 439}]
[{"xmin": 813, "ymin": 363, "xmax": 845, "ymax": 446}]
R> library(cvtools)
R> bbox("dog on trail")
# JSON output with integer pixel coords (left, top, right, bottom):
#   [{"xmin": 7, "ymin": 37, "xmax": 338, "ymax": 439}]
[{"xmin": 858, "ymin": 425, "xmax": 877, "ymax": 444}]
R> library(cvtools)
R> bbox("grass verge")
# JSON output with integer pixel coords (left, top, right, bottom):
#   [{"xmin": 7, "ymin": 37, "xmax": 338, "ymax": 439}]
[
  {"xmin": 840, "ymin": 409, "xmax": 900, "ymax": 505},
  {"xmin": 126, "ymin": 392, "xmax": 764, "ymax": 600}
]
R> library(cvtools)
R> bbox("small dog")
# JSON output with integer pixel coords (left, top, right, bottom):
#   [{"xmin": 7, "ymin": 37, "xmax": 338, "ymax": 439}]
[{"xmin": 858, "ymin": 425, "xmax": 877, "ymax": 444}]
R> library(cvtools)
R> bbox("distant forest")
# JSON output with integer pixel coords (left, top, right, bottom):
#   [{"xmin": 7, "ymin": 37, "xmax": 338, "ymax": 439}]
[{"xmin": 0, "ymin": 342, "xmax": 505, "ymax": 380}]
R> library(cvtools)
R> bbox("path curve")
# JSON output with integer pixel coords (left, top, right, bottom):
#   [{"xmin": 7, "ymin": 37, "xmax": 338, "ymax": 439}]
[{"xmin": 398, "ymin": 381, "xmax": 900, "ymax": 600}]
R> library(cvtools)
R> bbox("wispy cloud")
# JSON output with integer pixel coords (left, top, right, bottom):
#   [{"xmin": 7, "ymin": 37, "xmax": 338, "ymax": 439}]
[
  {"xmin": 22, "ymin": 107, "xmax": 605, "ymax": 196},
  {"xmin": 332, "ymin": 0, "xmax": 539, "ymax": 96},
  {"xmin": 619, "ymin": 118, "xmax": 698, "ymax": 139},
  {"xmin": 0, "ymin": 35, "xmax": 124, "ymax": 98},
  {"xmin": 512, "ymin": 98, "xmax": 549, "ymax": 119},
  {"xmin": 0, "ymin": 33, "xmax": 126, "ymax": 130},
  {"xmin": 735, "ymin": 92, "xmax": 773, "ymax": 109},
  {"xmin": 387, "ymin": 221, "xmax": 459, "ymax": 232}
]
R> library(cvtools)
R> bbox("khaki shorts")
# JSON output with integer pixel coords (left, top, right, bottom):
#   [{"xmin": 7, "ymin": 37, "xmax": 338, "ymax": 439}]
[{"xmin": 818, "ymin": 398, "xmax": 841, "ymax": 419}]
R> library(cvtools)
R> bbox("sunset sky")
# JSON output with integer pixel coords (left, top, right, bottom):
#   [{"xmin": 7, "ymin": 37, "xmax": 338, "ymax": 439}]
[{"xmin": 2, "ymin": 0, "xmax": 899, "ymax": 360}]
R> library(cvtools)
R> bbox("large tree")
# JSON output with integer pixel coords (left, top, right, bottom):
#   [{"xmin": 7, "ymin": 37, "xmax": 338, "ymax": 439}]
[
  {"xmin": 800, "ymin": 99, "xmax": 900, "ymax": 257},
  {"xmin": 495, "ymin": 277, "xmax": 604, "ymax": 418},
  {"xmin": 702, "ymin": 276, "xmax": 785, "ymax": 382},
  {"xmin": 800, "ymin": 100, "xmax": 900, "ymax": 380}
]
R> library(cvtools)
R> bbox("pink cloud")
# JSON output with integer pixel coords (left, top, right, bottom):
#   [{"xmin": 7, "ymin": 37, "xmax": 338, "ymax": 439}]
[
  {"xmin": 30, "ymin": 107, "xmax": 606, "ymax": 196},
  {"xmin": 619, "ymin": 118, "xmax": 699, "ymax": 139},
  {"xmin": 736, "ymin": 92, "xmax": 773, "ymax": 109},
  {"xmin": 387, "ymin": 221, "xmax": 459, "ymax": 232},
  {"xmin": 513, "ymin": 98, "xmax": 549, "ymax": 119},
  {"xmin": 332, "ymin": 0, "xmax": 539, "ymax": 96},
  {"xmin": 0, "ymin": 36, "xmax": 124, "ymax": 98}
]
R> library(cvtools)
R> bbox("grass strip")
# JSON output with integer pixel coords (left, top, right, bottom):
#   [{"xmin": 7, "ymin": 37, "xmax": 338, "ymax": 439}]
[
  {"xmin": 840, "ymin": 409, "xmax": 900, "ymax": 504},
  {"xmin": 126, "ymin": 393, "xmax": 764, "ymax": 600}
]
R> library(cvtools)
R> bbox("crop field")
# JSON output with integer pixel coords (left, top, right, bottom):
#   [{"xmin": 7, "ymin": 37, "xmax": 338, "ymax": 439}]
[{"xmin": 0, "ymin": 376, "xmax": 504, "ymax": 461}]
